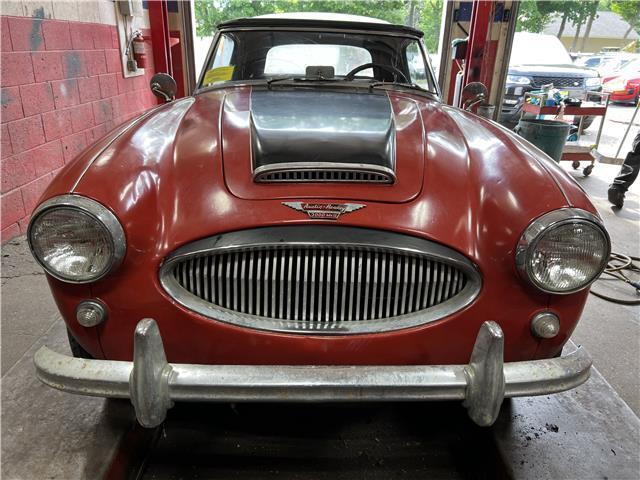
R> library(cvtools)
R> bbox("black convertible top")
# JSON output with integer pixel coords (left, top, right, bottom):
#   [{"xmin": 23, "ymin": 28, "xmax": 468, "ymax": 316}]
[{"xmin": 217, "ymin": 16, "xmax": 424, "ymax": 38}]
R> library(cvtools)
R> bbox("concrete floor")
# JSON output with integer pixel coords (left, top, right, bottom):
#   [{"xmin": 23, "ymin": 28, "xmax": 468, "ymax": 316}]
[
  {"xmin": 564, "ymin": 162, "xmax": 640, "ymax": 415},
  {"xmin": 583, "ymin": 103, "xmax": 637, "ymax": 161},
  {"xmin": 1, "ymin": 160, "xmax": 638, "ymax": 478}
]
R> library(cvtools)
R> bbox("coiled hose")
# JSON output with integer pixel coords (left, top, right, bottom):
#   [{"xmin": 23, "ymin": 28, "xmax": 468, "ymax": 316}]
[{"xmin": 590, "ymin": 252, "xmax": 640, "ymax": 305}]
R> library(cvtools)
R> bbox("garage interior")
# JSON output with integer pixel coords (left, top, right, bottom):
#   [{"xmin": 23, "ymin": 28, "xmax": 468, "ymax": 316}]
[{"xmin": 1, "ymin": 1, "xmax": 639, "ymax": 479}]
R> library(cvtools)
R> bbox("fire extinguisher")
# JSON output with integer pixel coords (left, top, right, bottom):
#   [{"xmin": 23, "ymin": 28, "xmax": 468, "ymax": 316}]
[{"xmin": 132, "ymin": 32, "xmax": 147, "ymax": 69}]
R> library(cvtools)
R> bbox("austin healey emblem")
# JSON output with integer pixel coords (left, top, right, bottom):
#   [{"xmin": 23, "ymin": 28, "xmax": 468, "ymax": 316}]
[{"xmin": 282, "ymin": 202, "xmax": 366, "ymax": 220}]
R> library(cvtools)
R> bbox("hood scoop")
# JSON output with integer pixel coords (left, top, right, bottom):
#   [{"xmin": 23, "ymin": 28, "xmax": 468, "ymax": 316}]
[{"xmin": 250, "ymin": 90, "xmax": 395, "ymax": 183}]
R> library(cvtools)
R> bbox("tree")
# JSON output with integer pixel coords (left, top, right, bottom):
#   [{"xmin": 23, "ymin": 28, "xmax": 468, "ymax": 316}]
[
  {"xmin": 516, "ymin": 0, "xmax": 554, "ymax": 33},
  {"xmin": 611, "ymin": 1, "xmax": 640, "ymax": 38},
  {"xmin": 564, "ymin": 0, "xmax": 598, "ymax": 51},
  {"xmin": 194, "ymin": 0, "xmax": 444, "ymax": 54},
  {"xmin": 415, "ymin": 0, "xmax": 443, "ymax": 52},
  {"xmin": 194, "ymin": 0, "xmax": 407, "ymax": 38},
  {"xmin": 556, "ymin": 10, "xmax": 568, "ymax": 38},
  {"xmin": 579, "ymin": 1, "xmax": 599, "ymax": 52},
  {"xmin": 518, "ymin": 0, "xmax": 599, "ymax": 51}
]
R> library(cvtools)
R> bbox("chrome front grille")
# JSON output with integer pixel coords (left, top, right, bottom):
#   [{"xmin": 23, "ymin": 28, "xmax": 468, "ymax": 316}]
[
  {"xmin": 532, "ymin": 76, "xmax": 584, "ymax": 89},
  {"xmin": 160, "ymin": 227, "xmax": 481, "ymax": 334},
  {"xmin": 172, "ymin": 248, "xmax": 466, "ymax": 322}
]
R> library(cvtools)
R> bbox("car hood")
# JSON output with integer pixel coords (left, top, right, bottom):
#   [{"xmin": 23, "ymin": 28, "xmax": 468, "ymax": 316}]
[
  {"xmin": 604, "ymin": 73, "xmax": 639, "ymax": 84},
  {"xmin": 222, "ymin": 88, "xmax": 422, "ymax": 202},
  {"xmin": 509, "ymin": 64, "xmax": 597, "ymax": 77},
  {"xmin": 49, "ymin": 87, "xmax": 596, "ymax": 263}
]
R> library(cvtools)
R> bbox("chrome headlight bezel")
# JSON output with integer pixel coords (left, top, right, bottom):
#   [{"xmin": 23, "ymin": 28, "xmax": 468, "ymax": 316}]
[
  {"xmin": 27, "ymin": 195, "xmax": 126, "ymax": 284},
  {"xmin": 585, "ymin": 76, "xmax": 601, "ymax": 88},
  {"xmin": 515, "ymin": 208, "xmax": 610, "ymax": 294},
  {"xmin": 506, "ymin": 75, "xmax": 531, "ymax": 85}
]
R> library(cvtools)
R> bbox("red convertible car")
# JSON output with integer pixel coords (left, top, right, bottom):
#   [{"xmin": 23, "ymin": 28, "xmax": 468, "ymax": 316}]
[
  {"xmin": 30, "ymin": 15, "xmax": 609, "ymax": 429},
  {"xmin": 603, "ymin": 59, "xmax": 640, "ymax": 104}
]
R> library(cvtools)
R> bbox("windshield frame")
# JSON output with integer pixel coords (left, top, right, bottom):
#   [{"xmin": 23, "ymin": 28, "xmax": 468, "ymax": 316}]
[{"xmin": 195, "ymin": 26, "xmax": 440, "ymax": 97}]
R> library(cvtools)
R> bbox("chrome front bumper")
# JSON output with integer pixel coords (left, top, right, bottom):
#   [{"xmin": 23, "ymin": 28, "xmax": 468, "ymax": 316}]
[{"xmin": 34, "ymin": 320, "xmax": 591, "ymax": 428}]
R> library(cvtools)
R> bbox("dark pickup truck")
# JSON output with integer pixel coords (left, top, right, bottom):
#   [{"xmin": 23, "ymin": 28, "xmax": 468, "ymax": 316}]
[{"xmin": 500, "ymin": 33, "xmax": 602, "ymax": 128}]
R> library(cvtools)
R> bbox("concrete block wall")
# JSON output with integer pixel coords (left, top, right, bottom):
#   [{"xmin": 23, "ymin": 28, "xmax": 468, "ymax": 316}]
[{"xmin": 1, "ymin": 1, "xmax": 158, "ymax": 243}]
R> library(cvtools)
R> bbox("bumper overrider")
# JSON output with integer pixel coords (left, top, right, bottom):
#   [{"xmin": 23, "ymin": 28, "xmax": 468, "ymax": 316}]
[{"xmin": 34, "ymin": 320, "xmax": 591, "ymax": 428}]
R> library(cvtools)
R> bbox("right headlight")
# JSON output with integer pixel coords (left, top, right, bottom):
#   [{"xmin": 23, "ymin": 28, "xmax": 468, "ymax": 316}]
[
  {"xmin": 585, "ymin": 76, "xmax": 601, "ymax": 88},
  {"xmin": 516, "ymin": 209, "xmax": 610, "ymax": 294},
  {"xmin": 28, "ymin": 195, "xmax": 126, "ymax": 283}
]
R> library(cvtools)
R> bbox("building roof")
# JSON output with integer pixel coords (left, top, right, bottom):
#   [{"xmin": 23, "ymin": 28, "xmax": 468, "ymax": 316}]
[
  {"xmin": 217, "ymin": 13, "xmax": 423, "ymax": 38},
  {"xmin": 543, "ymin": 11, "xmax": 638, "ymax": 40}
]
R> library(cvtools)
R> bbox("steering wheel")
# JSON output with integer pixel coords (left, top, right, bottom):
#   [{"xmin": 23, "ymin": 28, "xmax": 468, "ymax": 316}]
[{"xmin": 344, "ymin": 62, "xmax": 409, "ymax": 83}]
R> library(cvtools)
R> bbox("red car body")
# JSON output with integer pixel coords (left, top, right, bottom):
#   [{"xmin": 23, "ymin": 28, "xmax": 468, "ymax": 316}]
[
  {"xmin": 30, "ymin": 16, "xmax": 610, "ymax": 428},
  {"xmin": 40, "ymin": 83, "xmax": 596, "ymax": 366},
  {"xmin": 603, "ymin": 65, "xmax": 640, "ymax": 104}
]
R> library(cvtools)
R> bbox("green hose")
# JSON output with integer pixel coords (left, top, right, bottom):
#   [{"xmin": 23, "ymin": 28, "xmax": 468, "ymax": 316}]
[{"xmin": 590, "ymin": 253, "xmax": 640, "ymax": 305}]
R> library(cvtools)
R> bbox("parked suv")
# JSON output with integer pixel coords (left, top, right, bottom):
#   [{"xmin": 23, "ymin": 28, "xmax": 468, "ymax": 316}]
[{"xmin": 500, "ymin": 33, "xmax": 601, "ymax": 128}]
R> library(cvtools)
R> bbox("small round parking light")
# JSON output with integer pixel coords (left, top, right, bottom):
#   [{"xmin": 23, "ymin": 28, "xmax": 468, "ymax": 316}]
[
  {"xmin": 76, "ymin": 300, "xmax": 108, "ymax": 327},
  {"xmin": 530, "ymin": 312, "xmax": 560, "ymax": 339}
]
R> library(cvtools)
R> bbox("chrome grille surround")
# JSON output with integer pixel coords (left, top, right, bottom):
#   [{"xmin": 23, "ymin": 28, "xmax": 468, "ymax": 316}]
[
  {"xmin": 253, "ymin": 163, "xmax": 395, "ymax": 184},
  {"xmin": 532, "ymin": 76, "xmax": 584, "ymax": 89},
  {"xmin": 159, "ymin": 227, "xmax": 481, "ymax": 335}
]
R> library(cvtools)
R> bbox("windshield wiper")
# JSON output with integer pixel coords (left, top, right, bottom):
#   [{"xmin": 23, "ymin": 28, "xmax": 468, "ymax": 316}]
[
  {"xmin": 266, "ymin": 76, "xmax": 338, "ymax": 90},
  {"xmin": 367, "ymin": 81, "xmax": 431, "ymax": 94}
]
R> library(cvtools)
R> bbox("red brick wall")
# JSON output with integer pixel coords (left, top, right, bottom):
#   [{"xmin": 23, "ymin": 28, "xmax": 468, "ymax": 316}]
[{"xmin": 1, "ymin": 15, "xmax": 157, "ymax": 242}]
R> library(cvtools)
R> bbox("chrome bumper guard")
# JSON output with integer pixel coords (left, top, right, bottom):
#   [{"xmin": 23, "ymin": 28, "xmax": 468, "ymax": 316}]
[{"xmin": 34, "ymin": 320, "xmax": 591, "ymax": 428}]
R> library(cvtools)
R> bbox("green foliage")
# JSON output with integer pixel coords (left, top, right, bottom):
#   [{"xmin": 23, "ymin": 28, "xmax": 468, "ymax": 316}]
[
  {"xmin": 611, "ymin": 0, "xmax": 640, "ymax": 32},
  {"xmin": 517, "ymin": 0, "xmax": 600, "ymax": 39},
  {"xmin": 194, "ymin": 0, "xmax": 442, "ymax": 52},
  {"xmin": 415, "ymin": 0, "xmax": 443, "ymax": 52},
  {"xmin": 195, "ymin": 1, "xmax": 405, "ymax": 36},
  {"xmin": 516, "ymin": 0, "xmax": 553, "ymax": 33}
]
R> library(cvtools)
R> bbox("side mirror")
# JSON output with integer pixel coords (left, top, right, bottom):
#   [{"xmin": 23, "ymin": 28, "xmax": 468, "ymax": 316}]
[
  {"xmin": 461, "ymin": 82, "xmax": 488, "ymax": 111},
  {"xmin": 150, "ymin": 73, "xmax": 177, "ymax": 102}
]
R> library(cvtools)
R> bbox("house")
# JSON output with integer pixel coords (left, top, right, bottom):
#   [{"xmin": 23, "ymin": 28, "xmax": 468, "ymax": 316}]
[{"xmin": 543, "ymin": 11, "xmax": 638, "ymax": 53}]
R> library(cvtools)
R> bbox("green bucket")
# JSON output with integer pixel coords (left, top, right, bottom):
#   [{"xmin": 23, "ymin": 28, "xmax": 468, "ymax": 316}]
[{"xmin": 515, "ymin": 119, "xmax": 571, "ymax": 162}]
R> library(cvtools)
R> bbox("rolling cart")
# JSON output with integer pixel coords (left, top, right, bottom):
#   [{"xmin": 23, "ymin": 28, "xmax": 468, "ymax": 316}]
[{"xmin": 521, "ymin": 91, "xmax": 610, "ymax": 176}]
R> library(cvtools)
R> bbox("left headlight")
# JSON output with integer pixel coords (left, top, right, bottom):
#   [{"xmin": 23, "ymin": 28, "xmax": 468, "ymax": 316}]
[
  {"xmin": 585, "ymin": 77, "xmax": 601, "ymax": 88},
  {"xmin": 28, "ymin": 195, "xmax": 126, "ymax": 283},
  {"xmin": 507, "ymin": 75, "xmax": 531, "ymax": 85},
  {"xmin": 516, "ymin": 209, "xmax": 610, "ymax": 294}
]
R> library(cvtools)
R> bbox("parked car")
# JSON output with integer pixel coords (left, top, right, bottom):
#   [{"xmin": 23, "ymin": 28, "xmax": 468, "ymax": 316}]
[
  {"xmin": 574, "ymin": 53, "xmax": 632, "ymax": 75},
  {"xmin": 30, "ymin": 14, "xmax": 608, "ymax": 429},
  {"xmin": 500, "ymin": 32, "xmax": 602, "ymax": 129},
  {"xmin": 603, "ymin": 58, "xmax": 640, "ymax": 104}
]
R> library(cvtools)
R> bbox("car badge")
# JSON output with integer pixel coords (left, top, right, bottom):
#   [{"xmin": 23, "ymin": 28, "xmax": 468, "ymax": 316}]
[{"xmin": 282, "ymin": 202, "xmax": 366, "ymax": 220}]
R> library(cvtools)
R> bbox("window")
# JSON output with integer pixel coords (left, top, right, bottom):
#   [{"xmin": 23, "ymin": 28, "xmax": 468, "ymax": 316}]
[
  {"xmin": 199, "ymin": 29, "xmax": 437, "ymax": 93},
  {"xmin": 211, "ymin": 34, "xmax": 234, "ymax": 69},
  {"xmin": 264, "ymin": 44, "xmax": 372, "ymax": 76},
  {"xmin": 406, "ymin": 43, "xmax": 428, "ymax": 86}
]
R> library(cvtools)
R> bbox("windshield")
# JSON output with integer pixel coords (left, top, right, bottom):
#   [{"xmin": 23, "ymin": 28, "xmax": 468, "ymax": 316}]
[
  {"xmin": 618, "ymin": 58, "xmax": 640, "ymax": 76},
  {"xmin": 199, "ymin": 29, "xmax": 436, "ymax": 92},
  {"xmin": 509, "ymin": 33, "xmax": 572, "ymax": 66}
]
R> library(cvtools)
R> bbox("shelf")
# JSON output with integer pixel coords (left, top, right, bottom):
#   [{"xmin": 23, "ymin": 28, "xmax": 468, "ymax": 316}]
[
  {"xmin": 522, "ymin": 102, "xmax": 608, "ymax": 117},
  {"xmin": 563, "ymin": 141, "xmax": 594, "ymax": 153},
  {"xmin": 561, "ymin": 152, "xmax": 595, "ymax": 161},
  {"xmin": 560, "ymin": 141, "xmax": 595, "ymax": 161}
]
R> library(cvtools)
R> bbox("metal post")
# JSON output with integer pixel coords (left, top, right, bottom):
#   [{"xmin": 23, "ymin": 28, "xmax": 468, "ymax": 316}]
[
  {"xmin": 148, "ymin": 0, "xmax": 173, "ymax": 78},
  {"xmin": 463, "ymin": 1, "xmax": 494, "ymax": 89},
  {"xmin": 615, "ymin": 101, "xmax": 640, "ymax": 159}
]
